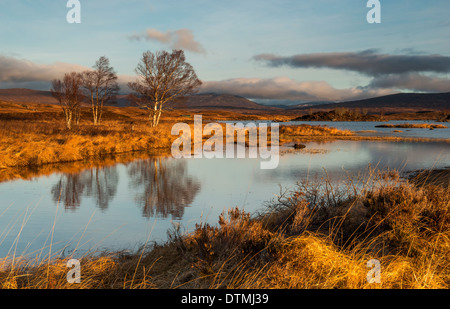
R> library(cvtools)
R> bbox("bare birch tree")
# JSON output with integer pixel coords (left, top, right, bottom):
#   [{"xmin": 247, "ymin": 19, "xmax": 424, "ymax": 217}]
[
  {"xmin": 51, "ymin": 72, "xmax": 83, "ymax": 130},
  {"xmin": 127, "ymin": 50, "xmax": 202, "ymax": 127},
  {"xmin": 82, "ymin": 56, "xmax": 119, "ymax": 125}
]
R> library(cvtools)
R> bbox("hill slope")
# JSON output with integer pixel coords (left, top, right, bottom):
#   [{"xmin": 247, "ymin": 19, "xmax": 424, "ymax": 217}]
[
  {"xmin": 290, "ymin": 92, "xmax": 450, "ymax": 112},
  {"xmin": 1, "ymin": 88, "xmax": 449, "ymax": 113},
  {"xmin": 166, "ymin": 93, "xmax": 282, "ymax": 111},
  {"xmin": 0, "ymin": 88, "xmax": 58, "ymax": 105},
  {"xmin": 0, "ymin": 89, "xmax": 282, "ymax": 111}
]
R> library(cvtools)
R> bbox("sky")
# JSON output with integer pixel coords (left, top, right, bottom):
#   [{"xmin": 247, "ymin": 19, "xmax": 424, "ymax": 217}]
[{"xmin": 0, "ymin": 0, "xmax": 449, "ymax": 104}]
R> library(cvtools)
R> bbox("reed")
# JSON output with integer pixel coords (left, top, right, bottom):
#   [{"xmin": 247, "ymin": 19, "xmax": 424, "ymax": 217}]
[{"xmin": 1, "ymin": 167, "xmax": 448, "ymax": 289}]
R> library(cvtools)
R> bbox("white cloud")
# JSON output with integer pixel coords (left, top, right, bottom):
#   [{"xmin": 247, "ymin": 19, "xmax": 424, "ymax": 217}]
[
  {"xmin": 201, "ymin": 77, "xmax": 395, "ymax": 102},
  {"xmin": 129, "ymin": 28, "xmax": 206, "ymax": 54}
]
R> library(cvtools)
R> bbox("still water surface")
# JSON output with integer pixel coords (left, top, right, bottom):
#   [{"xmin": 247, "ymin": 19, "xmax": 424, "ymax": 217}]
[
  {"xmin": 0, "ymin": 140, "xmax": 449, "ymax": 259},
  {"xmin": 223, "ymin": 120, "xmax": 450, "ymax": 139},
  {"xmin": 286, "ymin": 120, "xmax": 450, "ymax": 139}
]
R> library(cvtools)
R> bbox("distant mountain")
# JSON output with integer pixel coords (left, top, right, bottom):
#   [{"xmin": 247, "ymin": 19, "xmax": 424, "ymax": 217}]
[
  {"xmin": 0, "ymin": 88, "xmax": 129, "ymax": 107},
  {"xmin": 287, "ymin": 101, "xmax": 335, "ymax": 109},
  {"xmin": 0, "ymin": 89, "xmax": 282, "ymax": 111},
  {"xmin": 1, "ymin": 88, "xmax": 449, "ymax": 113},
  {"xmin": 166, "ymin": 93, "xmax": 283, "ymax": 110},
  {"xmin": 0, "ymin": 88, "xmax": 58, "ymax": 105},
  {"xmin": 290, "ymin": 92, "xmax": 450, "ymax": 112}
]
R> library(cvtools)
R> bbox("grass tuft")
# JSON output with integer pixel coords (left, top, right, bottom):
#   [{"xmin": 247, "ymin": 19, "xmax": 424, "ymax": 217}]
[{"xmin": 1, "ymin": 167, "xmax": 448, "ymax": 289}]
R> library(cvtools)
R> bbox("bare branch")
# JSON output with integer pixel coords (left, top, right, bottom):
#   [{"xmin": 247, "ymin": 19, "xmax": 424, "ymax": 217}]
[
  {"xmin": 81, "ymin": 56, "xmax": 119, "ymax": 125},
  {"xmin": 50, "ymin": 72, "xmax": 84, "ymax": 130},
  {"xmin": 128, "ymin": 50, "xmax": 202, "ymax": 127}
]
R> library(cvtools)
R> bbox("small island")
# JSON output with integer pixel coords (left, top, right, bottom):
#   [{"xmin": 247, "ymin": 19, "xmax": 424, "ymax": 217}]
[{"xmin": 375, "ymin": 123, "xmax": 448, "ymax": 129}]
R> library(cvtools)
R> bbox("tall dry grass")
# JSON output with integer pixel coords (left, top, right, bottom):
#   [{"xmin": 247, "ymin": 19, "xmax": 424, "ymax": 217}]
[
  {"xmin": 0, "ymin": 116, "xmax": 175, "ymax": 169},
  {"xmin": 280, "ymin": 124, "xmax": 354, "ymax": 137},
  {"xmin": 0, "ymin": 106, "xmax": 355, "ymax": 170},
  {"xmin": 1, "ymin": 167, "xmax": 448, "ymax": 289}
]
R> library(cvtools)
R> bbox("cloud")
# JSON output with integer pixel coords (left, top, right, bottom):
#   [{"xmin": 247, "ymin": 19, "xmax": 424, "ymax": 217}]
[
  {"xmin": 0, "ymin": 55, "xmax": 139, "ymax": 93},
  {"xmin": 129, "ymin": 28, "xmax": 206, "ymax": 54},
  {"xmin": 254, "ymin": 50, "xmax": 450, "ymax": 76},
  {"xmin": 144, "ymin": 29, "xmax": 173, "ymax": 44},
  {"xmin": 201, "ymin": 77, "xmax": 395, "ymax": 102},
  {"xmin": 2, "ymin": 53, "xmax": 447, "ymax": 102},
  {"xmin": 252, "ymin": 50, "xmax": 450, "ymax": 97},
  {"xmin": 0, "ymin": 55, "xmax": 89, "ymax": 83},
  {"xmin": 368, "ymin": 73, "xmax": 450, "ymax": 93},
  {"xmin": 0, "ymin": 55, "xmax": 89, "ymax": 89}
]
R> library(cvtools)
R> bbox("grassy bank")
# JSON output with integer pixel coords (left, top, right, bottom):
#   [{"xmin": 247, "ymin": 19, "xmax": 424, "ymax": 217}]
[
  {"xmin": 0, "ymin": 102, "xmax": 355, "ymax": 171},
  {"xmin": 1, "ymin": 101, "xmax": 448, "ymax": 183},
  {"xmin": 0, "ymin": 108, "xmax": 180, "ymax": 168},
  {"xmin": 1, "ymin": 168, "xmax": 448, "ymax": 289}
]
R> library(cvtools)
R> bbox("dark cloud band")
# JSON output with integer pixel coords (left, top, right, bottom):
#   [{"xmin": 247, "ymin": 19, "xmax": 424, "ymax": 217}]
[
  {"xmin": 254, "ymin": 50, "xmax": 450, "ymax": 76},
  {"xmin": 368, "ymin": 73, "xmax": 450, "ymax": 93}
]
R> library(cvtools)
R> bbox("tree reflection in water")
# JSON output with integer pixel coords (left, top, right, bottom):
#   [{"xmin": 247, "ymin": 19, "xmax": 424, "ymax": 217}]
[
  {"xmin": 51, "ymin": 165, "xmax": 119, "ymax": 211},
  {"xmin": 50, "ymin": 157, "xmax": 200, "ymax": 220},
  {"xmin": 127, "ymin": 158, "xmax": 200, "ymax": 220}
]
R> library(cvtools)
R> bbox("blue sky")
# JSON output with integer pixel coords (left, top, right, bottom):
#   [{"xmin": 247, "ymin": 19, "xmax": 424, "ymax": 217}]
[{"xmin": 0, "ymin": 0, "xmax": 449, "ymax": 103}]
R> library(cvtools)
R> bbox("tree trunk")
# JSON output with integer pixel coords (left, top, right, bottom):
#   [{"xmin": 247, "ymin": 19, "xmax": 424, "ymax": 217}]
[
  {"xmin": 98, "ymin": 101, "xmax": 103, "ymax": 125},
  {"xmin": 155, "ymin": 108, "xmax": 162, "ymax": 127},
  {"xmin": 151, "ymin": 103, "xmax": 159, "ymax": 127},
  {"xmin": 149, "ymin": 111, "xmax": 156, "ymax": 128},
  {"xmin": 75, "ymin": 109, "xmax": 80, "ymax": 125},
  {"xmin": 93, "ymin": 105, "xmax": 99, "ymax": 125},
  {"xmin": 66, "ymin": 110, "xmax": 73, "ymax": 130},
  {"xmin": 94, "ymin": 91, "xmax": 99, "ymax": 125}
]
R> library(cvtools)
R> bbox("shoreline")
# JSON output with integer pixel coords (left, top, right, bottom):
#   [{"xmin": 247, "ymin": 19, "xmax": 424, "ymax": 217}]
[
  {"xmin": 406, "ymin": 167, "xmax": 450, "ymax": 188},
  {"xmin": 1, "ymin": 132, "xmax": 449, "ymax": 184},
  {"xmin": 1, "ymin": 109, "xmax": 448, "ymax": 288},
  {"xmin": 1, "ymin": 165, "xmax": 448, "ymax": 289},
  {"xmin": 1, "ymin": 102, "xmax": 448, "ymax": 171}
]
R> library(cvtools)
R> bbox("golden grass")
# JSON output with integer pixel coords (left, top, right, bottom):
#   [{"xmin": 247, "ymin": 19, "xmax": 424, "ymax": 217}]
[
  {"xmin": 0, "ymin": 128, "xmax": 174, "ymax": 169},
  {"xmin": 280, "ymin": 124, "xmax": 354, "ymax": 137},
  {"xmin": 0, "ymin": 105, "xmax": 177, "ymax": 169},
  {"xmin": 0, "ymin": 102, "xmax": 448, "ymax": 289},
  {"xmin": 0, "ymin": 104, "xmax": 356, "ymax": 171},
  {"xmin": 278, "ymin": 125, "xmax": 354, "ymax": 145},
  {"xmin": 1, "ymin": 167, "xmax": 448, "ymax": 289},
  {"xmin": 1, "ymin": 101, "xmax": 447, "ymax": 172}
]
